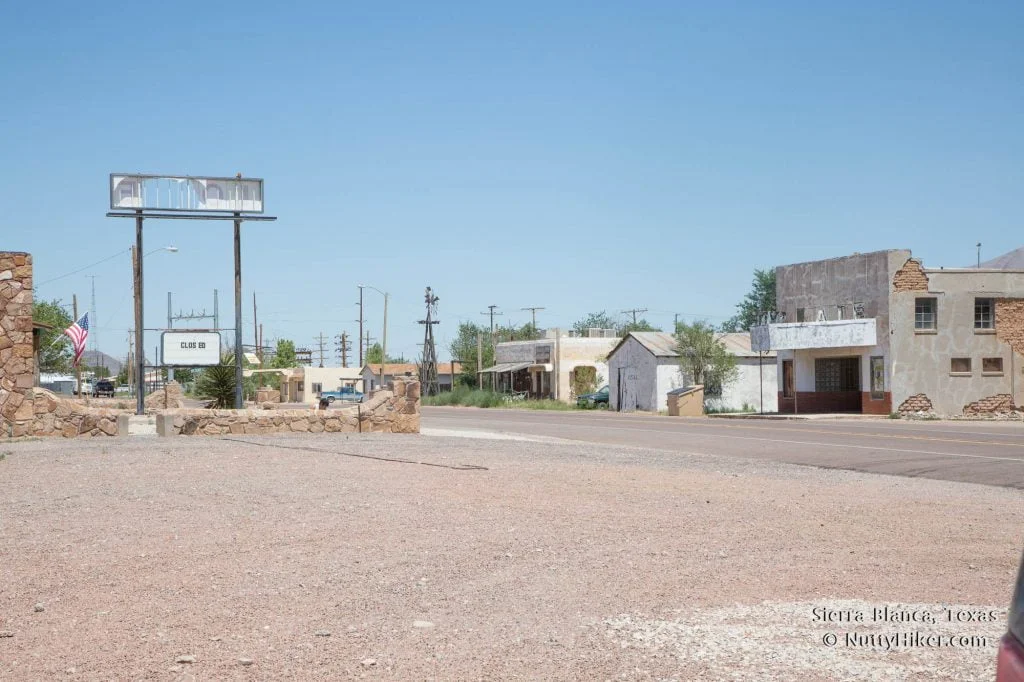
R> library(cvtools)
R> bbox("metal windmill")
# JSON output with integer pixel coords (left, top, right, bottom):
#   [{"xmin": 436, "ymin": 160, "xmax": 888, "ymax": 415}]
[{"xmin": 418, "ymin": 286, "xmax": 440, "ymax": 396}]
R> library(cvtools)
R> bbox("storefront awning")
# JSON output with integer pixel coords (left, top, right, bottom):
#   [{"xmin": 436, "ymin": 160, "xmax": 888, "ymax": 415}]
[
  {"xmin": 750, "ymin": 319, "xmax": 877, "ymax": 352},
  {"xmin": 480, "ymin": 362, "xmax": 532, "ymax": 373}
]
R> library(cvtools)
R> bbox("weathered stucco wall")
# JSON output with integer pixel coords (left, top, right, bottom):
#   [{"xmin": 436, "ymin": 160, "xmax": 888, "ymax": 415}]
[
  {"xmin": 157, "ymin": 379, "xmax": 420, "ymax": 436},
  {"xmin": 889, "ymin": 268, "xmax": 1024, "ymax": 415}
]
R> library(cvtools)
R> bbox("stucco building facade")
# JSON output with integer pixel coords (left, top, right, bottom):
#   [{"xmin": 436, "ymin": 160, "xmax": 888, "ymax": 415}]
[
  {"xmin": 486, "ymin": 329, "xmax": 619, "ymax": 403},
  {"xmin": 752, "ymin": 249, "xmax": 1024, "ymax": 415}
]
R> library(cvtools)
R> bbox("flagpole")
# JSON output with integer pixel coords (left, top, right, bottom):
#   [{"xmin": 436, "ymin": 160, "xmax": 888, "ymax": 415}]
[{"xmin": 73, "ymin": 295, "xmax": 84, "ymax": 405}]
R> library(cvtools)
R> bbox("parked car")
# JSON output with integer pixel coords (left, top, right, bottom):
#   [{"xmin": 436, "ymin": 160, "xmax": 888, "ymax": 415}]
[
  {"xmin": 320, "ymin": 386, "xmax": 364, "ymax": 403},
  {"xmin": 997, "ymin": 550, "xmax": 1024, "ymax": 680},
  {"xmin": 577, "ymin": 385, "xmax": 609, "ymax": 408},
  {"xmin": 74, "ymin": 380, "xmax": 92, "ymax": 396},
  {"xmin": 93, "ymin": 379, "xmax": 115, "ymax": 398}
]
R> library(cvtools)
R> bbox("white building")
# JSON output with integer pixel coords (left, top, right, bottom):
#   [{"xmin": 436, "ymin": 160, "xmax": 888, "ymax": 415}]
[
  {"xmin": 607, "ymin": 332, "xmax": 777, "ymax": 413},
  {"xmin": 361, "ymin": 363, "xmax": 461, "ymax": 392},
  {"xmin": 486, "ymin": 329, "xmax": 619, "ymax": 403}
]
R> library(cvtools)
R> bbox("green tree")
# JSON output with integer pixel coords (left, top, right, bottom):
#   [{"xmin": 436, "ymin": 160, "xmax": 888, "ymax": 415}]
[
  {"xmin": 721, "ymin": 269, "xmax": 777, "ymax": 332},
  {"xmin": 195, "ymin": 354, "xmax": 238, "ymax": 408},
  {"xmin": 271, "ymin": 339, "xmax": 297, "ymax": 368},
  {"xmin": 32, "ymin": 299, "xmax": 73, "ymax": 373},
  {"xmin": 116, "ymin": 361, "xmax": 129, "ymax": 386},
  {"xmin": 674, "ymin": 320, "xmax": 738, "ymax": 397},
  {"xmin": 365, "ymin": 343, "xmax": 406, "ymax": 364},
  {"xmin": 494, "ymin": 322, "xmax": 542, "ymax": 343},
  {"xmin": 572, "ymin": 311, "xmax": 618, "ymax": 336},
  {"xmin": 448, "ymin": 322, "xmax": 494, "ymax": 387},
  {"xmin": 619, "ymin": 319, "xmax": 661, "ymax": 334}
]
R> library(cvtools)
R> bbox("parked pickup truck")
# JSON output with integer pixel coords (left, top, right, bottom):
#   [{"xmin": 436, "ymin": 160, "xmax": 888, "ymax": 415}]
[{"xmin": 319, "ymin": 386, "xmax": 364, "ymax": 403}]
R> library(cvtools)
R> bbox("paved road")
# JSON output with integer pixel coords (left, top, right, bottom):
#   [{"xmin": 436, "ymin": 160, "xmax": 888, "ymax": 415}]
[{"xmin": 422, "ymin": 407, "xmax": 1024, "ymax": 488}]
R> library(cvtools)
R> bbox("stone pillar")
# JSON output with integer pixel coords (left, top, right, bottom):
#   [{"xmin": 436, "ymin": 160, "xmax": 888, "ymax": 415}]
[{"xmin": 0, "ymin": 252, "xmax": 35, "ymax": 437}]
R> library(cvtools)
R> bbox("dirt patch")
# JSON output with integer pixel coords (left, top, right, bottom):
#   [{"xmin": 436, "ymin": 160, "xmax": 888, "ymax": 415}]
[{"xmin": 0, "ymin": 435, "xmax": 1018, "ymax": 680}]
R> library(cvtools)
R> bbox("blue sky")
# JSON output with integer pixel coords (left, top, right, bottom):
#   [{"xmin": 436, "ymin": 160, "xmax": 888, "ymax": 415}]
[{"xmin": 2, "ymin": 1, "xmax": 1021, "ymax": 365}]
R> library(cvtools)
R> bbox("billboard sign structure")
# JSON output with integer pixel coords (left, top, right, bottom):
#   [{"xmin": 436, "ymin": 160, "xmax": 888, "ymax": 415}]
[
  {"xmin": 161, "ymin": 331, "xmax": 222, "ymax": 367},
  {"xmin": 110, "ymin": 174, "xmax": 264, "ymax": 213}
]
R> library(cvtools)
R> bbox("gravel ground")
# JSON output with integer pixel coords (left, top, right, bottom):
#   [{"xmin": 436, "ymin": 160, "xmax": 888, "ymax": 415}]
[{"xmin": 0, "ymin": 433, "xmax": 1020, "ymax": 680}]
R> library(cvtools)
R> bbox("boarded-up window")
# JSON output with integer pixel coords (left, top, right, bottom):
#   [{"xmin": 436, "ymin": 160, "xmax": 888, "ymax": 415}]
[
  {"xmin": 982, "ymin": 357, "xmax": 1003, "ymax": 374},
  {"xmin": 950, "ymin": 358, "xmax": 971, "ymax": 374},
  {"xmin": 870, "ymin": 356, "xmax": 884, "ymax": 399},
  {"xmin": 782, "ymin": 360, "xmax": 794, "ymax": 398}
]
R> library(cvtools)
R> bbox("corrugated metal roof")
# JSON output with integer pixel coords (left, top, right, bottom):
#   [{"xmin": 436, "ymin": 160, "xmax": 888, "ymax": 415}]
[
  {"xmin": 628, "ymin": 332, "xmax": 679, "ymax": 357},
  {"xmin": 716, "ymin": 332, "xmax": 776, "ymax": 357},
  {"xmin": 480, "ymin": 362, "xmax": 531, "ymax": 373}
]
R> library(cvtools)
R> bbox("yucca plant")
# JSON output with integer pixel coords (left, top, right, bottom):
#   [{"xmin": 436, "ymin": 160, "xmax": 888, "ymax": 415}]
[{"xmin": 195, "ymin": 354, "xmax": 237, "ymax": 408}]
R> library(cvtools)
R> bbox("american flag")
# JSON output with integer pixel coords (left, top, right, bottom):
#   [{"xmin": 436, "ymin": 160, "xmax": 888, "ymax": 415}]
[{"xmin": 63, "ymin": 314, "xmax": 89, "ymax": 367}]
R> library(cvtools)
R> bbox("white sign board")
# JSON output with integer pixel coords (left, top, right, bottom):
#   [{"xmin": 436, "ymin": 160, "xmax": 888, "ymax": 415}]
[
  {"xmin": 110, "ymin": 174, "xmax": 264, "ymax": 213},
  {"xmin": 161, "ymin": 332, "xmax": 222, "ymax": 366}
]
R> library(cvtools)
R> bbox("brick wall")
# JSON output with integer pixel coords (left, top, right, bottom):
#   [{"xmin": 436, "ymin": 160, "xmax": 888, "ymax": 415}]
[
  {"xmin": 995, "ymin": 298, "xmax": 1024, "ymax": 355},
  {"xmin": 896, "ymin": 393, "xmax": 933, "ymax": 415},
  {"xmin": 963, "ymin": 394, "xmax": 1018, "ymax": 415},
  {"xmin": 892, "ymin": 259, "xmax": 929, "ymax": 292},
  {"xmin": 860, "ymin": 392, "xmax": 892, "ymax": 415},
  {"xmin": 777, "ymin": 391, "xmax": 861, "ymax": 413}
]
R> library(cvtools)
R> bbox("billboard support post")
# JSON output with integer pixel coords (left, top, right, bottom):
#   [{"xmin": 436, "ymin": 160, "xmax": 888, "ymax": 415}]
[
  {"xmin": 108, "ymin": 174, "xmax": 276, "ymax": 415},
  {"xmin": 234, "ymin": 213, "xmax": 243, "ymax": 409}
]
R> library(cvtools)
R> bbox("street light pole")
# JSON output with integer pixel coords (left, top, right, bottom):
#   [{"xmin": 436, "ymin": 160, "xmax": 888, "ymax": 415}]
[{"xmin": 133, "ymin": 212, "xmax": 144, "ymax": 415}]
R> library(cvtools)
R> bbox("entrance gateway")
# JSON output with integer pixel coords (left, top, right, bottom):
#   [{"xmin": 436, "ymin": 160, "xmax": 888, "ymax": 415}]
[{"xmin": 107, "ymin": 174, "xmax": 277, "ymax": 414}]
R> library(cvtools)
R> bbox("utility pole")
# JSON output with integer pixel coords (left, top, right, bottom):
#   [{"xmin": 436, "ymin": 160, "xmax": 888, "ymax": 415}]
[
  {"xmin": 166, "ymin": 291, "xmax": 174, "ymax": 382},
  {"xmin": 521, "ymin": 306, "xmax": 545, "ymax": 331},
  {"xmin": 357, "ymin": 286, "xmax": 364, "ymax": 367},
  {"xmin": 622, "ymin": 308, "xmax": 648, "ymax": 325},
  {"xmin": 419, "ymin": 287, "xmax": 441, "ymax": 396},
  {"xmin": 315, "ymin": 332, "xmax": 328, "ymax": 368},
  {"xmin": 73, "ymin": 294, "xmax": 82, "ymax": 403},
  {"xmin": 476, "ymin": 332, "xmax": 483, "ymax": 389},
  {"xmin": 87, "ymin": 275, "xmax": 99, "ymax": 365},
  {"xmin": 253, "ymin": 292, "xmax": 258, "ymax": 369},
  {"xmin": 481, "ymin": 305, "xmax": 503, "ymax": 339},
  {"xmin": 213, "ymin": 289, "xmax": 219, "ymax": 344},
  {"xmin": 335, "ymin": 331, "xmax": 351, "ymax": 368}
]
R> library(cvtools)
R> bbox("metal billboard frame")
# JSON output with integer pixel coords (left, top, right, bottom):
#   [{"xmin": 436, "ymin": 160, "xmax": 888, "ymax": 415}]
[{"xmin": 107, "ymin": 173, "xmax": 276, "ymax": 414}]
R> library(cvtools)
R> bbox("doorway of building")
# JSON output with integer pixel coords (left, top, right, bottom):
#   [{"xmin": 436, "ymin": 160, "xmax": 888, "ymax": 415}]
[{"xmin": 813, "ymin": 356, "xmax": 862, "ymax": 412}]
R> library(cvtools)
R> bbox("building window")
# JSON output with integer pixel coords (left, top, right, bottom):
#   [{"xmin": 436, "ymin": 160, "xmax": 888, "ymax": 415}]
[
  {"xmin": 836, "ymin": 305, "xmax": 846, "ymax": 320},
  {"xmin": 312, "ymin": 382, "xmax": 323, "ymax": 394},
  {"xmin": 815, "ymin": 357, "xmax": 860, "ymax": 392},
  {"xmin": 782, "ymin": 360, "xmax": 794, "ymax": 398},
  {"xmin": 982, "ymin": 357, "xmax": 1004, "ymax": 374},
  {"xmin": 870, "ymin": 356, "xmax": 885, "ymax": 400},
  {"xmin": 974, "ymin": 298, "xmax": 994, "ymax": 330},
  {"xmin": 950, "ymin": 358, "xmax": 971, "ymax": 374},
  {"xmin": 796, "ymin": 309, "xmax": 805, "ymax": 323},
  {"xmin": 915, "ymin": 298, "xmax": 937, "ymax": 330}
]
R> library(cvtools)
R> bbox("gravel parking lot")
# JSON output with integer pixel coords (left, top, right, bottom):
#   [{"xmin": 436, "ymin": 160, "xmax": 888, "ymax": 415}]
[{"xmin": 0, "ymin": 433, "xmax": 1020, "ymax": 680}]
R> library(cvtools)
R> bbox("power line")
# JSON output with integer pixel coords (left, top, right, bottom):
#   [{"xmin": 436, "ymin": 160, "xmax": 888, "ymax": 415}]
[
  {"xmin": 621, "ymin": 308, "xmax": 648, "ymax": 324},
  {"xmin": 36, "ymin": 248, "xmax": 130, "ymax": 287},
  {"xmin": 480, "ymin": 305, "xmax": 503, "ymax": 339},
  {"xmin": 315, "ymin": 332, "xmax": 328, "ymax": 368},
  {"xmin": 521, "ymin": 306, "xmax": 545, "ymax": 329}
]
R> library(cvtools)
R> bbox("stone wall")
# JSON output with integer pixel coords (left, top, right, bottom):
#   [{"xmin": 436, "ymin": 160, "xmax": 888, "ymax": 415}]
[
  {"xmin": 158, "ymin": 379, "xmax": 420, "ymax": 436},
  {"xmin": 144, "ymin": 381, "xmax": 185, "ymax": 410},
  {"xmin": 0, "ymin": 252, "xmax": 36, "ymax": 434},
  {"xmin": 0, "ymin": 252, "xmax": 124, "ymax": 438}
]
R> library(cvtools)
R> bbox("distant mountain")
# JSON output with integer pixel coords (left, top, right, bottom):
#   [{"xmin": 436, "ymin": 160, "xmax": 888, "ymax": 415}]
[
  {"xmin": 977, "ymin": 246, "xmax": 1024, "ymax": 270},
  {"xmin": 81, "ymin": 350, "xmax": 123, "ymax": 375}
]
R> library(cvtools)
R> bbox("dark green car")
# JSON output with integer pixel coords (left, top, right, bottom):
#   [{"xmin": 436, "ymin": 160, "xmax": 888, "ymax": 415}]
[{"xmin": 577, "ymin": 385, "xmax": 609, "ymax": 408}]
